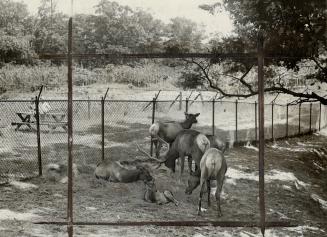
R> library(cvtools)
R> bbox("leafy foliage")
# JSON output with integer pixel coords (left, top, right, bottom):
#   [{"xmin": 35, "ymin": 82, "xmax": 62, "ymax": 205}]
[{"xmin": 194, "ymin": 0, "xmax": 327, "ymax": 104}]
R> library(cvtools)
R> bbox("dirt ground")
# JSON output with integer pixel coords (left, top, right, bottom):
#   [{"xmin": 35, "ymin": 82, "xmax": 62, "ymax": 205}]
[{"xmin": 1, "ymin": 118, "xmax": 327, "ymax": 237}]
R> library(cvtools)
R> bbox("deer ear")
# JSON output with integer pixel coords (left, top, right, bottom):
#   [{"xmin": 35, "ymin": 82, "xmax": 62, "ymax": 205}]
[{"xmin": 195, "ymin": 113, "xmax": 200, "ymax": 117}]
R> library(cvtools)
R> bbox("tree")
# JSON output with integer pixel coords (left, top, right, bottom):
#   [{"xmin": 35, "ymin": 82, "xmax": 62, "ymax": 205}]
[
  {"xmin": 0, "ymin": 0, "xmax": 35, "ymax": 65},
  {"xmin": 33, "ymin": 0, "xmax": 68, "ymax": 54},
  {"xmin": 190, "ymin": 0, "xmax": 327, "ymax": 104},
  {"xmin": 164, "ymin": 17, "xmax": 205, "ymax": 53}
]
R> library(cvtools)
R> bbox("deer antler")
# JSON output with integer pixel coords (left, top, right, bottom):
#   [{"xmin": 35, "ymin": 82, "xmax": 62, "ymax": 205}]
[
  {"xmin": 136, "ymin": 143, "xmax": 164, "ymax": 163},
  {"xmin": 155, "ymin": 136, "xmax": 170, "ymax": 148}
]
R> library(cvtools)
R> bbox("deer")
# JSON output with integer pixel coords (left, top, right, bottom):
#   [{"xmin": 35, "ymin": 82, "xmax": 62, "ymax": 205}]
[
  {"xmin": 143, "ymin": 179, "xmax": 179, "ymax": 206},
  {"xmin": 186, "ymin": 134, "xmax": 226, "ymax": 174},
  {"xmin": 185, "ymin": 148, "xmax": 227, "ymax": 217},
  {"xmin": 149, "ymin": 112, "xmax": 200, "ymax": 158},
  {"xmin": 138, "ymin": 129, "xmax": 210, "ymax": 180},
  {"xmin": 94, "ymin": 159, "xmax": 153, "ymax": 183}
]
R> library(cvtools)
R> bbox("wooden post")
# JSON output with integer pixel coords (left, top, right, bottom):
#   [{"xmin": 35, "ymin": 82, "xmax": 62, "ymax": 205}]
[
  {"xmin": 212, "ymin": 99, "xmax": 215, "ymax": 136},
  {"xmin": 150, "ymin": 98, "xmax": 156, "ymax": 156},
  {"xmin": 235, "ymin": 100, "xmax": 238, "ymax": 142},
  {"xmin": 67, "ymin": 17, "xmax": 74, "ymax": 237},
  {"xmin": 286, "ymin": 104, "xmax": 289, "ymax": 137},
  {"xmin": 179, "ymin": 92, "xmax": 182, "ymax": 110},
  {"xmin": 35, "ymin": 96, "xmax": 42, "ymax": 176},
  {"xmin": 257, "ymin": 33, "xmax": 266, "ymax": 236}
]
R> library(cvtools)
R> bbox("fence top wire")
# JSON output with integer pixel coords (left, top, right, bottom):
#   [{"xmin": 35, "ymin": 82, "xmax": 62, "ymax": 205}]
[
  {"xmin": 36, "ymin": 52, "xmax": 311, "ymax": 61},
  {"xmin": 0, "ymin": 99, "xmax": 322, "ymax": 106}
]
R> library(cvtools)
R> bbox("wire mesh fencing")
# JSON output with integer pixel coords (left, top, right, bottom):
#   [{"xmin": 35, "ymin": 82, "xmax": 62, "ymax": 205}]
[{"xmin": 0, "ymin": 99, "xmax": 326, "ymax": 182}]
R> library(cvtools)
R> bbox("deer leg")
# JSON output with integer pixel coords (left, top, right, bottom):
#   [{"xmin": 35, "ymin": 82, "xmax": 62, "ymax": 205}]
[
  {"xmin": 187, "ymin": 156, "xmax": 193, "ymax": 174},
  {"xmin": 179, "ymin": 152, "xmax": 186, "ymax": 182},
  {"xmin": 207, "ymin": 180, "xmax": 211, "ymax": 207},
  {"xmin": 157, "ymin": 141, "xmax": 163, "ymax": 158},
  {"xmin": 197, "ymin": 178, "xmax": 206, "ymax": 216},
  {"xmin": 215, "ymin": 174, "xmax": 225, "ymax": 217}
]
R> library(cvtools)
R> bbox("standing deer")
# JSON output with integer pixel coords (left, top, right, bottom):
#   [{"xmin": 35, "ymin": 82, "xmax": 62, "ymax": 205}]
[
  {"xmin": 138, "ymin": 129, "xmax": 210, "ymax": 180},
  {"xmin": 186, "ymin": 134, "xmax": 226, "ymax": 174},
  {"xmin": 185, "ymin": 148, "xmax": 227, "ymax": 217},
  {"xmin": 149, "ymin": 112, "xmax": 200, "ymax": 158}
]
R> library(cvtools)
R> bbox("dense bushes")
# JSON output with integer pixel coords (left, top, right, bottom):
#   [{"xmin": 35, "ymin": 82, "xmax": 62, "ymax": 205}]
[{"xmin": 0, "ymin": 62, "xmax": 179, "ymax": 93}]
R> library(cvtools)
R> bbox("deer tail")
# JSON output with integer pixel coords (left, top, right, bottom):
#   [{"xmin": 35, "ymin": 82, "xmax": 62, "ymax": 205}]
[
  {"xmin": 149, "ymin": 123, "xmax": 160, "ymax": 137},
  {"xmin": 196, "ymin": 134, "xmax": 210, "ymax": 153}
]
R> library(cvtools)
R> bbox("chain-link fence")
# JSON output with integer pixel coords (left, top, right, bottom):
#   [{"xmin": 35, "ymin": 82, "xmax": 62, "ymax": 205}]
[{"xmin": 0, "ymin": 99, "xmax": 326, "ymax": 183}]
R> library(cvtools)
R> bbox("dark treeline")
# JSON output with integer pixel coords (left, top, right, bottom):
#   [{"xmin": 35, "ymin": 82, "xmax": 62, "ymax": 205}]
[
  {"xmin": 0, "ymin": 0, "xmax": 205, "ymax": 67},
  {"xmin": 1, "ymin": 0, "xmax": 326, "ymax": 104}
]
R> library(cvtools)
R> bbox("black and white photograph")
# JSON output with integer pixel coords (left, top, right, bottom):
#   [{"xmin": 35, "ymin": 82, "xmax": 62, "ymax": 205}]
[{"xmin": 0, "ymin": 0, "xmax": 326, "ymax": 236}]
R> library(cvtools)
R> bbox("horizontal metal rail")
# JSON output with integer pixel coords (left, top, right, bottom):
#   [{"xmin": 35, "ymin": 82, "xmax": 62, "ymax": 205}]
[
  {"xmin": 38, "ymin": 52, "xmax": 257, "ymax": 60},
  {"xmin": 34, "ymin": 220, "xmax": 298, "ymax": 228},
  {"xmin": 36, "ymin": 52, "xmax": 311, "ymax": 60}
]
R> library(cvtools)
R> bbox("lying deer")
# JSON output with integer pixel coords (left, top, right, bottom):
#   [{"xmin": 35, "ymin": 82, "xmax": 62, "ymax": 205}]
[
  {"xmin": 185, "ymin": 148, "xmax": 227, "ymax": 216},
  {"xmin": 144, "ymin": 179, "xmax": 179, "ymax": 206},
  {"xmin": 95, "ymin": 159, "xmax": 153, "ymax": 183},
  {"xmin": 149, "ymin": 112, "xmax": 200, "ymax": 158}
]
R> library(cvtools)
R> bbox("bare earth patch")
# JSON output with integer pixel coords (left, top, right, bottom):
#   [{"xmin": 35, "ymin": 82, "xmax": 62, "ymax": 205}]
[{"xmin": 1, "ymin": 128, "xmax": 327, "ymax": 236}]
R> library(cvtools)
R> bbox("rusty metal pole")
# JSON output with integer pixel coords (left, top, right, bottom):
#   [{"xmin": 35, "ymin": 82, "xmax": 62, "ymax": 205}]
[
  {"xmin": 212, "ymin": 99, "xmax": 215, "ymax": 136},
  {"xmin": 255, "ymin": 101, "xmax": 258, "ymax": 143},
  {"xmin": 150, "ymin": 98, "xmax": 156, "ymax": 156},
  {"xmin": 257, "ymin": 33, "xmax": 266, "ymax": 236},
  {"xmin": 35, "ymin": 96, "xmax": 42, "ymax": 176},
  {"xmin": 235, "ymin": 100, "xmax": 238, "ymax": 142},
  {"xmin": 67, "ymin": 17, "xmax": 74, "ymax": 237},
  {"xmin": 286, "ymin": 104, "xmax": 289, "ymax": 137}
]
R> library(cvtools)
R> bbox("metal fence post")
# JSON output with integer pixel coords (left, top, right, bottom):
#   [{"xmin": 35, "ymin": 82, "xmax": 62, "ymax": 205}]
[
  {"xmin": 235, "ymin": 100, "xmax": 238, "ymax": 142},
  {"xmin": 185, "ymin": 98, "xmax": 189, "ymax": 113},
  {"xmin": 212, "ymin": 99, "xmax": 215, "ymax": 136},
  {"xmin": 286, "ymin": 104, "xmax": 289, "ymax": 137},
  {"xmin": 298, "ymin": 103, "xmax": 301, "ymax": 134},
  {"xmin": 179, "ymin": 92, "xmax": 182, "ymax": 110},
  {"xmin": 101, "ymin": 88, "xmax": 109, "ymax": 161},
  {"xmin": 255, "ymin": 101, "xmax": 258, "ymax": 143},
  {"xmin": 319, "ymin": 102, "xmax": 322, "ymax": 131},
  {"xmin": 101, "ymin": 97, "xmax": 105, "ymax": 161},
  {"xmin": 309, "ymin": 103, "xmax": 312, "ymax": 132},
  {"xmin": 257, "ymin": 33, "xmax": 266, "ymax": 236},
  {"xmin": 67, "ymin": 17, "xmax": 74, "ymax": 237},
  {"xmin": 271, "ymin": 102, "xmax": 274, "ymax": 140},
  {"xmin": 88, "ymin": 96, "xmax": 91, "ymax": 120},
  {"xmin": 35, "ymin": 96, "xmax": 42, "ymax": 176},
  {"xmin": 150, "ymin": 98, "xmax": 156, "ymax": 156}
]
